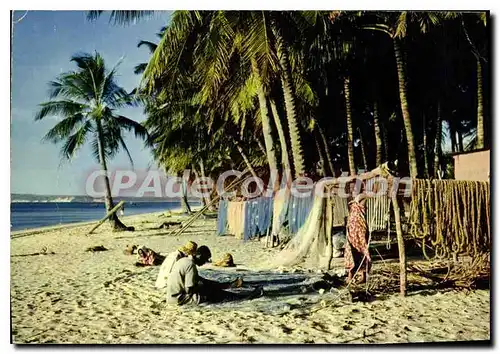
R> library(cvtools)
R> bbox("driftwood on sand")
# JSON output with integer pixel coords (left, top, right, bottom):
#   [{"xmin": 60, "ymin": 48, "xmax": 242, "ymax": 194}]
[
  {"xmin": 12, "ymin": 246, "xmax": 55, "ymax": 257},
  {"xmin": 85, "ymin": 245, "xmax": 108, "ymax": 252}
]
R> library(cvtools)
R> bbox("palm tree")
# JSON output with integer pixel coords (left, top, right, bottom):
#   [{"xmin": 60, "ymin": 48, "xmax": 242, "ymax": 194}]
[
  {"xmin": 372, "ymin": 101, "xmax": 383, "ymax": 166},
  {"xmin": 35, "ymin": 52, "xmax": 148, "ymax": 231},
  {"xmin": 275, "ymin": 30, "xmax": 306, "ymax": 177},
  {"xmin": 269, "ymin": 98, "xmax": 291, "ymax": 174},
  {"xmin": 344, "ymin": 76, "xmax": 356, "ymax": 175},
  {"xmin": 434, "ymin": 102, "xmax": 443, "ymax": 178},
  {"xmin": 360, "ymin": 12, "xmax": 446, "ymax": 177}
]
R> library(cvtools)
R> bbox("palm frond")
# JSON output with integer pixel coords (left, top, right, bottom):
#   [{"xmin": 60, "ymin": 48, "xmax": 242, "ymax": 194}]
[
  {"xmin": 86, "ymin": 10, "xmax": 155, "ymax": 26},
  {"xmin": 35, "ymin": 101, "xmax": 88, "ymax": 121},
  {"xmin": 59, "ymin": 121, "xmax": 93, "ymax": 160},
  {"xmin": 137, "ymin": 40, "xmax": 158, "ymax": 53},
  {"xmin": 42, "ymin": 113, "xmax": 88, "ymax": 143}
]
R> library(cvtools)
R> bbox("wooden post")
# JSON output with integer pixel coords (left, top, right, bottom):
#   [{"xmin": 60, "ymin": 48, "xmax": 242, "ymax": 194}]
[
  {"xmin": 324, "ymin": 195, "xmax": 334, "ymax": 270},
  {"xmin": 391, "ymin": 193, "xmax": 407, "ymax": 296},
  {"xmin": 88, "ymin": 201, "xmax": 125, "ymax": 235}
]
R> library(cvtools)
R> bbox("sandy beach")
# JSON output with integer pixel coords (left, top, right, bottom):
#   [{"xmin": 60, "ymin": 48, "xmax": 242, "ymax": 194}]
[{"xmin": 10, "ymin": 211, "xmax": 490, "ymax": 344}]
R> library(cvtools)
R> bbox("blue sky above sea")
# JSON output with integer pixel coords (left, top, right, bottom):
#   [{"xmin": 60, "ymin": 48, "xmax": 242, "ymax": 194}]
[{"xmin": 11, "ymin": 11, "xmax": 171, "ymax": 195}]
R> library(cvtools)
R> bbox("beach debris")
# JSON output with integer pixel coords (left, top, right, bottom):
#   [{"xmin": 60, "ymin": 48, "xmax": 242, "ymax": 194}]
[
  {"xmin": 213, "ymin": 253, "xmax": 236, "ymax": 267},
  {"xmin": 157, "ymin": 221, "xmax": 182, "ymax": 229},
  {"xmin": 318, "ymin": 288, "xmax": 325, "ymax": 295},
  {"xmin": 123, "ymin": 245, "xmax": 138, "ymax": 255},
  {"xmin": 12, "ymin": 247, "xmax": 55, "ymax": 257},
  {"xmin": 238, "ymin": 328, "xmax": 253, "ymax": 343},
  {"xmin": 85, "ymin": 245, "xmax": 108, "ymax": 252}
]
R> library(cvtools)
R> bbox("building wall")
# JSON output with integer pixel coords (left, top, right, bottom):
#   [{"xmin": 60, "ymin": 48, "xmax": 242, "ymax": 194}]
[{"xmin": 453, "ymin": 150, "xmax": 490, "ymax": 181}]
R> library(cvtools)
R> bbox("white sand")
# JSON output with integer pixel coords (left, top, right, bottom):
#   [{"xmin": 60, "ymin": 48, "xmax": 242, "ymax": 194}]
[{"xmin": 11, "ymin": 211, "xmax": 490, "ymax": 344}]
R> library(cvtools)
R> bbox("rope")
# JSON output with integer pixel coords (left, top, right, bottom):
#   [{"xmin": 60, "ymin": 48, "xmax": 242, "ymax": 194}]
[{"xmin": 408, "ymin": 179, "xmax": 490, "ymax": 261}]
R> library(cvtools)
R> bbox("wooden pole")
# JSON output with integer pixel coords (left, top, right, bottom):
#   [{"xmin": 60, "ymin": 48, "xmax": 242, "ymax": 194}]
[
  {"xmin": 391, "ymin": 193, "xmax": 407, "ymax": 296},
  {"xmin": 87, "ymin": 201, "xmax": 125, "ymax": 235}
]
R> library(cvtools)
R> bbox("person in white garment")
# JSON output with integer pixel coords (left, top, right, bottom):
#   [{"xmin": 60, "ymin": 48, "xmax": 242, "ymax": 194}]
[{"xmin": 155, "ymin": 241, "xmax": 198, "ymax": 289}]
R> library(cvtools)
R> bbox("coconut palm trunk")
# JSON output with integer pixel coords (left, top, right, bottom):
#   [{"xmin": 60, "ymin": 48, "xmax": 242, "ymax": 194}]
[
  {"xmin": 251, "ymin": 58, "xmax": 278, "ymax": 175},
  {"xmin": 434, "ymin": 102, "xmax": 442, "ymax": 178},
  {"xmin": 277, "ymin": 38, "xmax": 305, "ymax": 178},
  {"xmin": 373, "ymin": 101, "xmax": 383, "ymax": 167},
  {"xmin": 358, "ymin": 127, "xmax": 368, "ymax": 171},
  {"xmin": 423, "ymin": 114, "xmax": 429, "ymax": 178},
  {"xmin": 382, "ymin": 121, "xmax": 389, "ymax": 163},
  {"xmin": 269, "ymin": 98, "xmax": 291, "ymax": 174},
  {"xmin": 317, "ymin": 125, "xmax": 335, "ymax": 176},
  {"xmin": 256, "ymin": 138, "xmax": 267, "ymax": 156},
  {"xmin": 449, "ymin": 122, "xmax": 457, "ymax": 153},
  {"xmin": 234, "ymin": 140, "xmax": 259, "ymax": 179},
  {"xmin": 198, "ymin": 159, "xmax": 215, "ymax": 211},
  {"xmin": 457, "ymin": 131, "xmax": 464, "ymax": 152},
  {"xmin": 476, "ymin": 57, "xmax": 484, "ymax": 149},
  {"xmin": 393, "ymin": 39, "xmax": 419, "ymax": 178},
  {"xmin": 314, "ymin": 130, "xmax": 327, "ymax": 177},
  {"xmin": 179, "ymin": 172, "xmax": 192, "ymax": 215},
  {"xmin": 95, "ymin": 120, "xmax": 128, "ymax": 231},
  {"xmin": 344, "ymin": 76, "xmax": 356, "ymax": 176}
]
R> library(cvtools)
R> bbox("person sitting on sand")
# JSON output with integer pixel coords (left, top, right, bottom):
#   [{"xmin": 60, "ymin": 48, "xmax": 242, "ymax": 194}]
[
  {"xmin": 166, "ymin": 246, "xmax": 263, "ymax": 305},
  {"xmin": 345, "ymin": 193, "xmax": 371, "ymax": 284},
  {"xmin": 155, "ymin": 241, "xmax": 198, "ymax": 289}
]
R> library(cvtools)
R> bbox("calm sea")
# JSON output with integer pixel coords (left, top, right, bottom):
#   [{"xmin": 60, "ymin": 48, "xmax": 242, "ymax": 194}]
[{"xmin": 10, "ymin": 201, "xmax": 193, "ymax": 232}]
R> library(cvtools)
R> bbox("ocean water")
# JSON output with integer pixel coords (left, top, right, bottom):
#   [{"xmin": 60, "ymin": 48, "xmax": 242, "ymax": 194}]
[{"xmin": 10, "ymin": 201, "xmax": 192, "ymax": 232}]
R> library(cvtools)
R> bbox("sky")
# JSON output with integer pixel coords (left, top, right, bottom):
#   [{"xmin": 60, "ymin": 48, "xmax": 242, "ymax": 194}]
[{"xmin": 11, "ymin": 11, "xmax": 171, "ymax": 195}]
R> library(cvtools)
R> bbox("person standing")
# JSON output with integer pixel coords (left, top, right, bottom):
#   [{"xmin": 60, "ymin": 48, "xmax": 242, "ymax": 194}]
[{"xmin": 344, "ymin": 194, "xmax": 371, "ymax": 283}]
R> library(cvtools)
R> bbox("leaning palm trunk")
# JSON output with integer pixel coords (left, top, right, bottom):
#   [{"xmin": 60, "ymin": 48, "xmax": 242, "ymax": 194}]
[
  {"xmin": 256, "ymin": 138, "xmax": 267, "ymax": 156},
  {"xmin": 344, "ymin": 76, "xmax": 356, "ymax": 176},
  {"xmin": 314, "ymin": 130, "xmax": 327, "ymax": 177},
  {"xmin": 358, "ymin": 127, "xmax": 368, "ymax": 171},
  {"xmin": 434, "ymin": 102, "xmax": 442, "ymax": 178},
  {"xmin": 269, "ymin": 98, "xmax": 292, "ymax": 175},
  {"xmin": 373, "ymin": 101, "xmax": 383, "ymax": 167},
  {"xmin": 234, "ymin": 140, "xmax": 259, "ymax": 179},
  {"xmin": 251, "ymin": 58, "xmax": 279, "ymax": 175},
  {"xmin": 277, "ymin": 38, "xmax": 305, "ymax": 178},
  {"xmin": 96, "ymin": 120, "xmax": 128, "ymax": 231},
  {"xmin": 476, "ymin": 57, "xmax": 484, "ymax": 149},
  {"xmin": 317, "ymin": 125, "xmax": 335, "ymax": 176},
  {"xmin": 393, "ymin": 39, "xmax": 419, "ymax": 178}
]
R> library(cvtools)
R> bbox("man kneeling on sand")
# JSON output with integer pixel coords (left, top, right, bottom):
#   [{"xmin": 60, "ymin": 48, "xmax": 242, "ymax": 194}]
[
  {"xmin": 155, "ymin": 241, "xmax": 198, "ymax": 289},
  {"xmin": 166, "ymin": 246, "xmax": 263, "ymax": 305}
]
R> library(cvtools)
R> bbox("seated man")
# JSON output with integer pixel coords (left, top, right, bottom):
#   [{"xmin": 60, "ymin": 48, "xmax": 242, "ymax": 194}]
[
  {"xmin": 155, "ymin": 241, "xmax": 198, "ymax": 289},
  {"xmin": 166, "ymin": 246, "xmax": 263, "ymax": 305}
]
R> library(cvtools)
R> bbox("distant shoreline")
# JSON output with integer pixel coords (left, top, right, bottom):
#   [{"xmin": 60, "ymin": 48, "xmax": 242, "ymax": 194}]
[
  {"xmin": 11, "ymin": 200, "xmax": 201, "ymax": 203},
  {"xmin": 10, "ymin": 202, "xmax": 199, "ymax": 238},
  {"xmin": 10, "ymin": 210, "xmax": 166, "ymax": 238}
]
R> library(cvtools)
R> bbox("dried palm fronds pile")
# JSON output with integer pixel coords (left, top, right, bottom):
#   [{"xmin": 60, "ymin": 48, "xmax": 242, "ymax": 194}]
[
  {"xmin": 408, "ymin": 179, "xmax": 490, "ymax": 260},
  {"xmin": 347, "ymin": 253, "xmax": 490, "ymax": 299}
]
